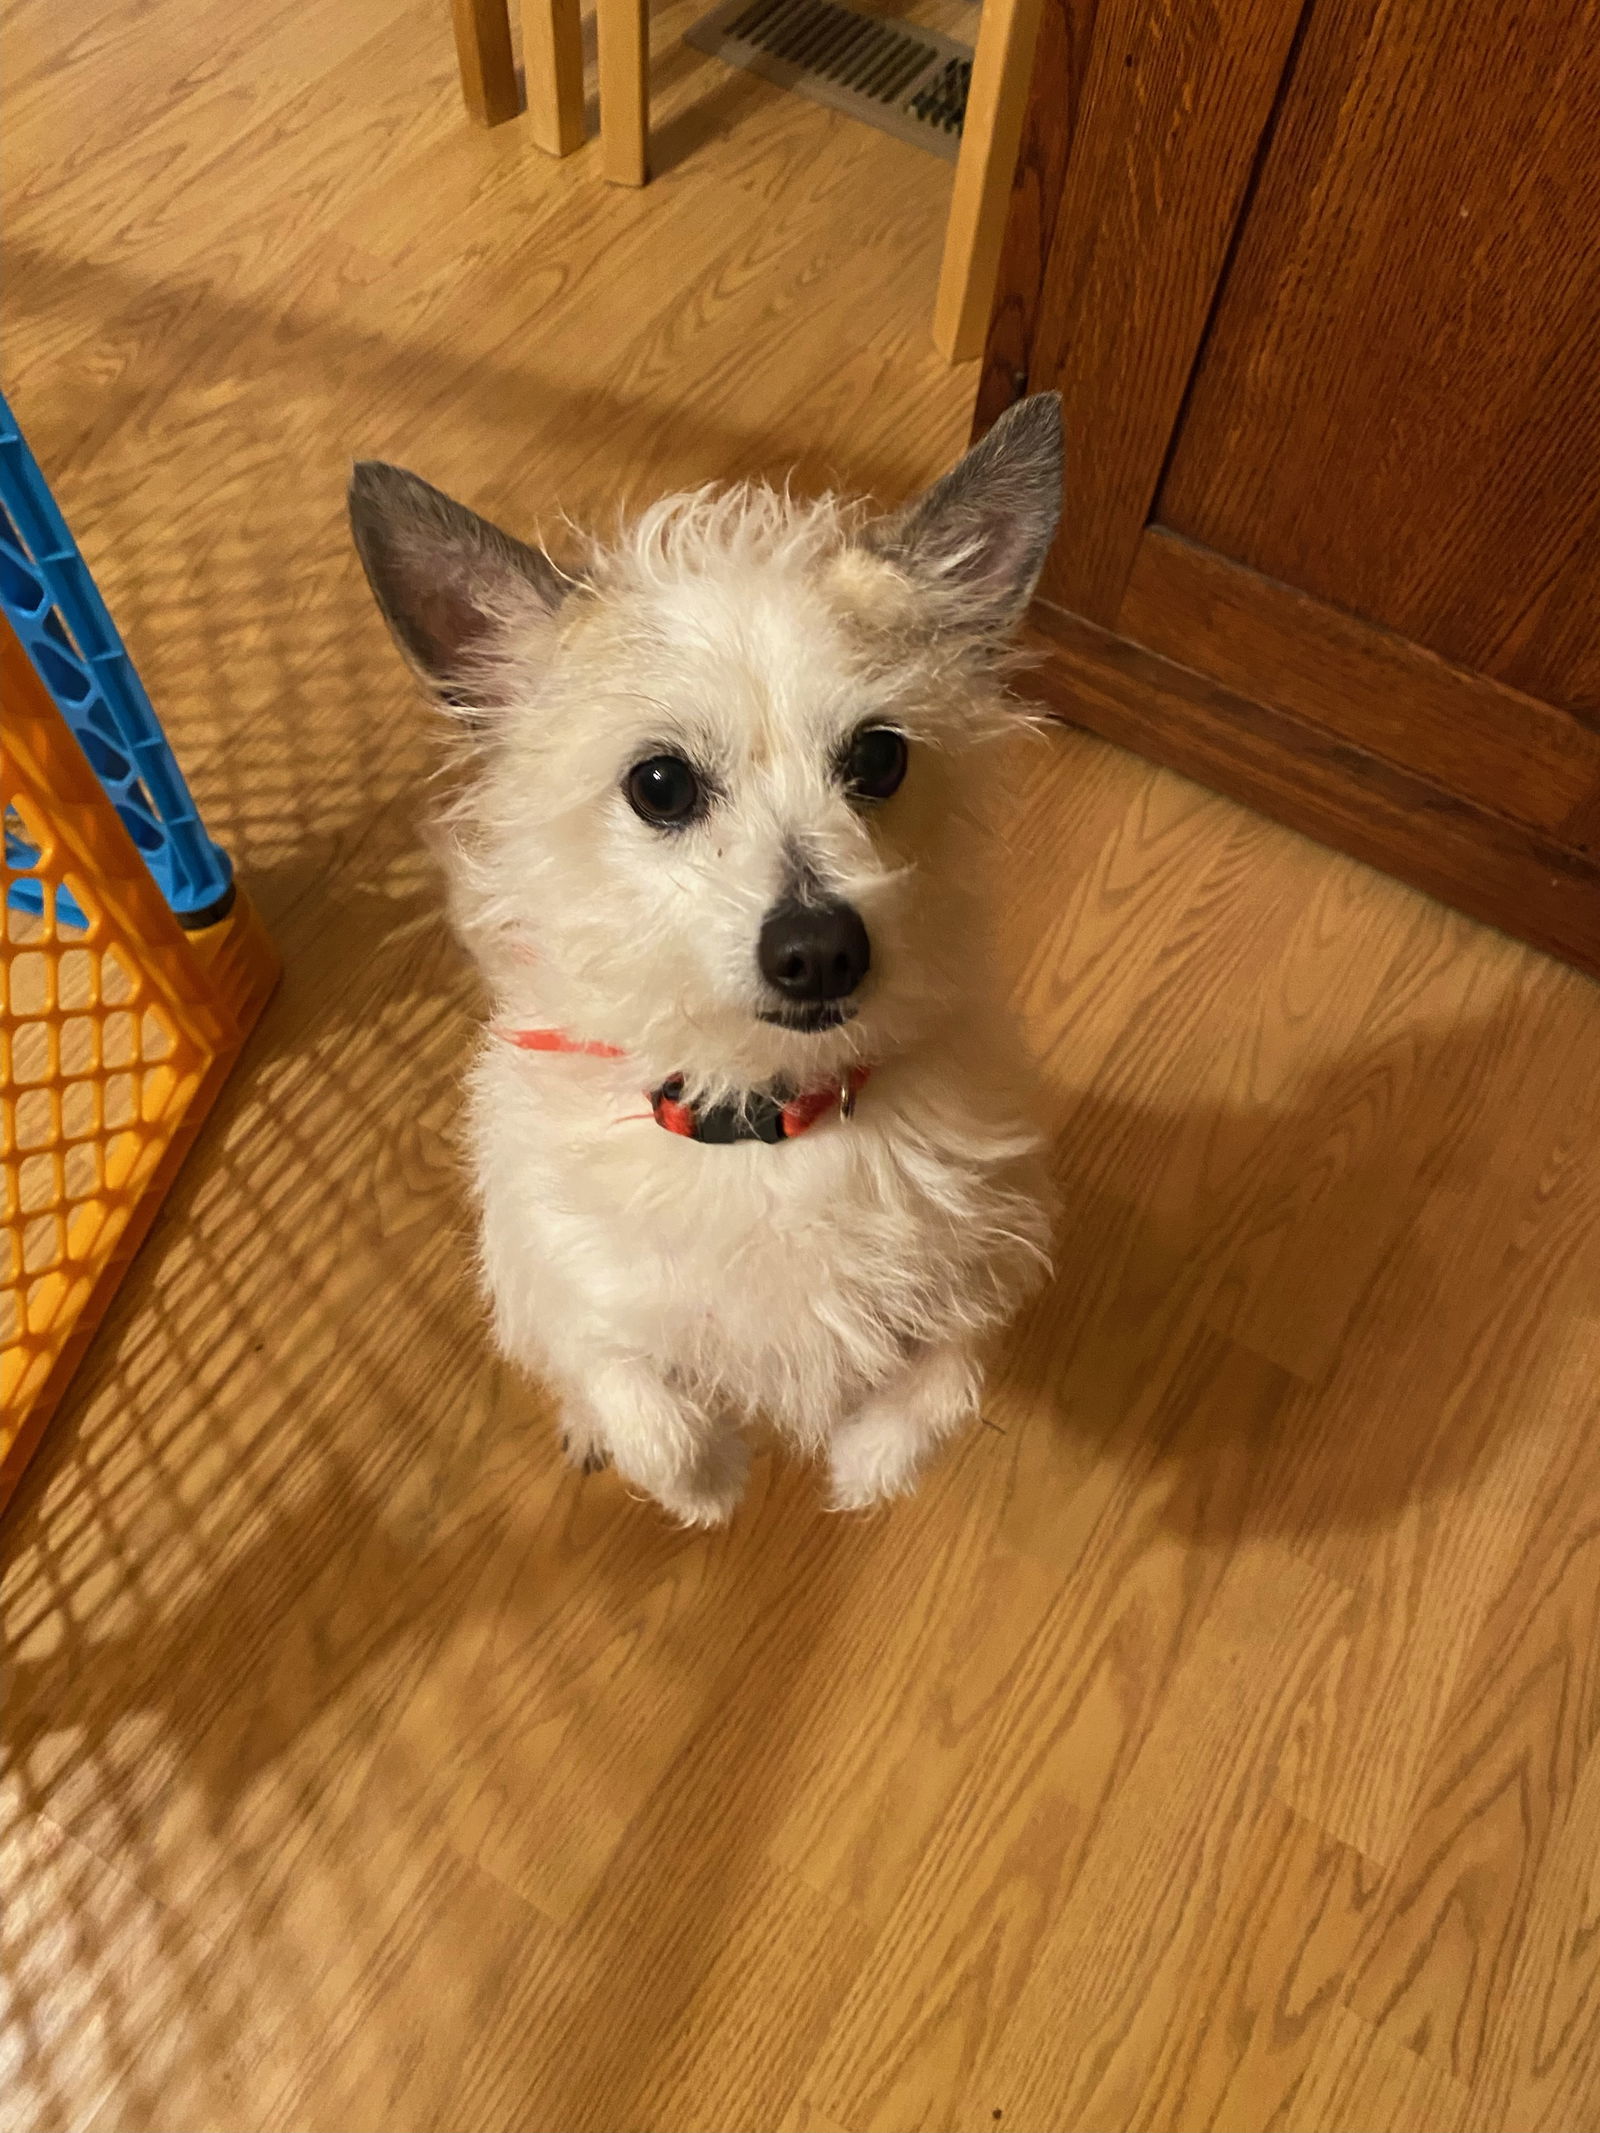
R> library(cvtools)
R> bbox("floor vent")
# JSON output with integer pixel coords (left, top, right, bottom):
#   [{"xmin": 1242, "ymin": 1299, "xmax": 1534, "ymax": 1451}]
[{"xmin": 684, "ymin": 0, "xmax": 972, "ymax": 162}]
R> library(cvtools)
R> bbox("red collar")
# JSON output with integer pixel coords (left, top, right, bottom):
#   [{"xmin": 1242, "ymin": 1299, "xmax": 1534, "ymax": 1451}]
[{"xmin": 497, "ymin": 1027, "xmax": 871, "ymax": 1144}]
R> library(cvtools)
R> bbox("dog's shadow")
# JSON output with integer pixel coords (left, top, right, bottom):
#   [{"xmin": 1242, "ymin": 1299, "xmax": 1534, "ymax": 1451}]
[{"xmin": 992, "ymin": 989, "xmax": 1577, "ymax": 1556}]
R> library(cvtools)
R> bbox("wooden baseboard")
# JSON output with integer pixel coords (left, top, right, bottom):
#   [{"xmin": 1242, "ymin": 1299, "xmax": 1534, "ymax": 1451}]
[
  {"xmin": 1120, "ymin": 531, "xmax": 1600, "ymax": 852},
  {"xmin": 1022, "ymin": 596, "xmax": 1600, "ymax": 981}
]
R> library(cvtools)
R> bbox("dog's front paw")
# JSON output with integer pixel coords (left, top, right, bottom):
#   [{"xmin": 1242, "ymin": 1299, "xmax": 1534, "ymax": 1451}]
[
  {"xmin": 829, "ymin": 1343, "xmax": 980, "ymax": 1511},
  {"xmin": 558, "ymin": 1404, "xmax": 610, "ymax": 1475},
  {"xmin": 652, "ymin": 1431, "xmax": 751, "ymax": 1528},
  {"xmin": 827, "ymin": 1410, "xmax": 928, "ymax": 1512},
  {"xmin": 560, "ymin": 1427, "xmax": 610, "ymax": 1475}
]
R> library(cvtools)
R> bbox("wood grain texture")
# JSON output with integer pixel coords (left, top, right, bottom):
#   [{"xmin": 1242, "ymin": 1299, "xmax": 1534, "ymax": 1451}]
[
  {"xmin": 1158, "ymin": 0, "xmax": 1600, "ymax": 717},
  {"xmin": 5, "ymin": 2, "xmax": 1600, "ymax": 2130},
  {"xmin": 972, "ymin": 0, "xmax": 1096, "ymax": 434},
  {"xmin": 450, "ymin": 0, "xmax": 520, "ymax": 125},
  {"xmin": 1025, "ymin": 598, "xmax": 1600, "ymax": 982},
  {"xmin": 1120, "ymin": 530, "xmax": 1600, "ymax": 852},
  {"xmin": 1296, "ymin": 2004, "xmax": 1471, "ymax": 2133},
  {"xmin": 1465, "ymin": 1738, "xmax": 1600, "ymax": 2133},
  {"xmin": 1021, "ymin": 0, "xmax": 1306, "ymax": 620},
  {"xmin": 1345, "ymin": 1288, "xmax": 1600, "ymax": 2083}
]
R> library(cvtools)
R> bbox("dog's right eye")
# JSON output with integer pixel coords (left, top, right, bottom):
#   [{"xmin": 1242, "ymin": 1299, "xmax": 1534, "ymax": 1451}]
[{"xmin": 625, "ymin": 753, "xmax": 705, "ymax": 828}]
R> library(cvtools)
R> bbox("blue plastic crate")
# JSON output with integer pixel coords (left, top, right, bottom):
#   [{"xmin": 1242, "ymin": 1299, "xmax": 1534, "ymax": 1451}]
[{"xmin": 1, "ymin": 391, "xmax": 233, "ymax": 929}]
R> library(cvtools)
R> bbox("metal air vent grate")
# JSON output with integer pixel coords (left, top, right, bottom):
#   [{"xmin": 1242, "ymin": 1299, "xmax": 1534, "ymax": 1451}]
[{"xmin": 684, "ymin": 0, "xmax": 972, "ymax": 161}]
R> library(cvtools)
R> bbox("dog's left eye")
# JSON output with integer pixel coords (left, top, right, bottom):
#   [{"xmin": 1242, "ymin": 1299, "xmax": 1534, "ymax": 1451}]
[
  {"xmin": 625, "ymin": 753, "xmax": 705, "ymax": 828},
  {"xmin": 841, "ymin": 725, "xmax": 908, "ymax": 803}
]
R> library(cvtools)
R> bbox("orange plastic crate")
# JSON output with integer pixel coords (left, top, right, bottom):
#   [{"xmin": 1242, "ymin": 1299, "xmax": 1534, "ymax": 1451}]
[{"xmin": 1, "ymin": 617, "xmax": 279, "ymax": 1508}]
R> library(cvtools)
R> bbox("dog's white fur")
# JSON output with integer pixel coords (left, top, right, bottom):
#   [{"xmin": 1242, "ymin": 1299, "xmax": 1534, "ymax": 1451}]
[{"xmin": 350, "ymin": 399, "xmax": 1062, "ymax": 1523}]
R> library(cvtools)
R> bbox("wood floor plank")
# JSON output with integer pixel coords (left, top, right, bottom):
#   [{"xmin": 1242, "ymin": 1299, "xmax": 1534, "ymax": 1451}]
[
  {"xmin": 762, "ymin": 1480, "xmax": 1071, "ymax": 1928},
  {"xmin": 1116, "ymin": 1800, "xmax": 1383, "ymax": 2133},
  {"xmin": 801, "ymin": 1334, "xmax": 1317, "ymax": 2131},
  {"xmin": 1343, "ymin": 1130, "xmax": 1600, "ymax": 2083},
  {"xmin": 1269, "ymin": 1035, "xmax": 1600, "ymax": 1866},
  {"xmin": 939, "ymin": 1548, "xmax": 1355, "ymax": 2133},
  {"xmin": 0, "ymin": 1808, "xmax": 190, "ymax": 2133},
  {"xmin": 1297, "ymin": 2004, "xmax": 1471, "ymax": 2133},
  {"xmin": 1461, "ymin": 1734, "xmax": 1600, "ymax": 2133}
]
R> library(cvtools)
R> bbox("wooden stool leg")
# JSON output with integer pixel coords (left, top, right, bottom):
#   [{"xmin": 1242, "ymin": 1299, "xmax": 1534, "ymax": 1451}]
[
  {"xmin": 451, "ymin": 0, "xmax": 520, "ymax": 126},
  {"xmin": 932, "ymin": 0, "xmax": 1045, "ymax": 360},
  {"xmin": 598, "ymin": 0, "xmax": 649, "ymax": 186},
  {"xmin": 523, "ymin": 0, "xmax": 586, "ymax": 158}
]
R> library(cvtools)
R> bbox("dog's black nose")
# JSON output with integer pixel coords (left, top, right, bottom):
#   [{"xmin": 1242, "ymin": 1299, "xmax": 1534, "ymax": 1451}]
[{"xmin": 758, "ymin": 897, "xmax": 871, "ymax": 1002}]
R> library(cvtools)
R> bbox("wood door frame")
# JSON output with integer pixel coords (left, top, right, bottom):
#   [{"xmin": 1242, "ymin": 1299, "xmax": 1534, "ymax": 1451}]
[{"xmin": 982, "ymin": 0, "xmax": 1600, "ymax": 979}]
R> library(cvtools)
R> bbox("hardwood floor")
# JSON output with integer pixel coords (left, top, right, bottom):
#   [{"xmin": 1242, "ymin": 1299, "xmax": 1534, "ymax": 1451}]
[{"xmin": 4, "ymin": 2, "xmax": 1600, "ymax": 2129}]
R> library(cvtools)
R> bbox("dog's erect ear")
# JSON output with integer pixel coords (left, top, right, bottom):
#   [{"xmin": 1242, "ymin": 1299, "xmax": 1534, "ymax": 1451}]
[
  {"xmin": 348, "ymin": 462, "xmax": 572, "ymax": 695},
  {"xmin": 865, "ymin": 392, "xmax": 1062, "ymax": 636}
]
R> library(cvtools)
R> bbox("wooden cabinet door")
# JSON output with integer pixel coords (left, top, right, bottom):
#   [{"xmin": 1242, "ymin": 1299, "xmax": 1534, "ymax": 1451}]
[{"xmin": 982, "ymin": 0, "xmax": 1600, "ymax": 977}]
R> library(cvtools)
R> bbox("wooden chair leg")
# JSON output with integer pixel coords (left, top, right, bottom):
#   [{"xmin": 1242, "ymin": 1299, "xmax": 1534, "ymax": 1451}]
[
  {"xmin": 597, "ymin": 0, "xmax": 649, "ymax": 186},
  {"xmin": 932, "ymin": 0, "xmax": 1045, "ymax": 360},
  {"xmin": 451, "ymin": 0, "xmax": 521, "ymax": 127},
  {"xmin": 523, "ymin": 0, "xmax": 586, "ymax": 158}
]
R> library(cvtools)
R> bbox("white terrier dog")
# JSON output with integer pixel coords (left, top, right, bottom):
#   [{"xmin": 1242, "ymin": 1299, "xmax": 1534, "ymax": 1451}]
[{"xmin": 349, "ymin": 396, "xmax": 1061, "ymax": 1524}]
